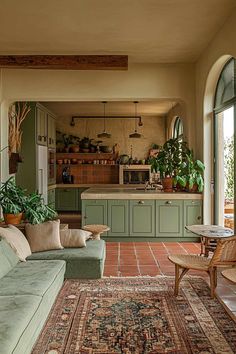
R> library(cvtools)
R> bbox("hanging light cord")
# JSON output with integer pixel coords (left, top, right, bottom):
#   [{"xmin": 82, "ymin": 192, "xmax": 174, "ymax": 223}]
[
  {"xmin": 134, "ymin": 101, "xmax": 138, "ymax": 132},
  {"xmin": 103, "ymin": 101, "xmax": 106, "ymax": 132}
]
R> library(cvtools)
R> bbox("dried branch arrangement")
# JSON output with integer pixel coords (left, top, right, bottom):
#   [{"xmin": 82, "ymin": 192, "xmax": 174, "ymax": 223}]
[{"xmin": 8, "ymin": 102, "xmax": 31, "ymax": 153}]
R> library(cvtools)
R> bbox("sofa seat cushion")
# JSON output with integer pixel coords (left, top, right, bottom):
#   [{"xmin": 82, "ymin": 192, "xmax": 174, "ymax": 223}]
[
  {"xmin": 0, "ymin": 260, "xmax": 65, "ymax": 297},
  {"xmin": 27, "ymin": 239, "xmax": 106, "ymax": 279},
  {"xmin": 0, "ymin": 295, "xmax": 41, "ymax": 354}
]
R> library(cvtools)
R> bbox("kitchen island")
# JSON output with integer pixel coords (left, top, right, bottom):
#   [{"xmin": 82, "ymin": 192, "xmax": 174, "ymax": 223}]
[{"xmin": 81, "ymin": 188, "xmax": 203, "ymax": 241}]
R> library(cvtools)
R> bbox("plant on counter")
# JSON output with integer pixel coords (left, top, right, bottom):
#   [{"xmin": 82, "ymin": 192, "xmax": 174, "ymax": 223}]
[
  {"xmin": 150, "ymin": 137, "xmax": 191, "ymax": 192},
  {"xmin": 0, "ymin": 177, "xmax": 57, "ymax": 225},
  {"xmin": 179, "ymin": 153, "xmax": 205, "ymax": 192}
]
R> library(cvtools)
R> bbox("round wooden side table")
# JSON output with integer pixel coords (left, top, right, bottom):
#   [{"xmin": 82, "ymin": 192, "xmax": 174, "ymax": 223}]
[{"xmin": 82, "ymin": 224, "xmax": 110, "ymax": 240}]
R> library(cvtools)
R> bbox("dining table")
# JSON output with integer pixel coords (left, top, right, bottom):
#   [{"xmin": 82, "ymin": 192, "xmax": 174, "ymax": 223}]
[{"xmin": 185, "ymin": 224, "xmax": 234, "ymax": 257}]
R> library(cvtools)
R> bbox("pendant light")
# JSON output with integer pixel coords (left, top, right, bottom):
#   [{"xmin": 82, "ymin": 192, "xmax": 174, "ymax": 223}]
[
  {"xmin": 97, "ymin": 101, "xmax": 111, "ymax": 138},
  {"xmin": 129, "ymin": 101, "xmax": 142, "ymax": 138}
]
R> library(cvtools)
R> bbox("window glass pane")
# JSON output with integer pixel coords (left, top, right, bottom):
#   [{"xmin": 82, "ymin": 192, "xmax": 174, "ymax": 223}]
[
  {"xmin": 215, "ymin": 59, "xmax": 235, "ymax": 108},
  {"xmin": 173, "ymin": 117, "xmax": 183, "ymax": 139}
]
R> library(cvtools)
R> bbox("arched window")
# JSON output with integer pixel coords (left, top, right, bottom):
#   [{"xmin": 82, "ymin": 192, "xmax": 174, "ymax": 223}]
[
  {"xmin": 214, "ymin": 58, "xmax": 236, "ymax": 229},
  {"xmin": 172, "ymin": 117, "xmax": 183, "ymax": 139}
]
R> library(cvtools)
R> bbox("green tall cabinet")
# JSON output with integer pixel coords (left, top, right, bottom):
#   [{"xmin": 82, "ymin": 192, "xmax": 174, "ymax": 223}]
[
  {"xmin": 156, "ymin": 200, "xmax": 183, "ymax": 238},
  {"xmin": 129, "ymin": 200, "xmax": 155, "ymax": 237},
  {"xmin": 107, "ymin": 200, "xmax": 129, "ymax": 237}
]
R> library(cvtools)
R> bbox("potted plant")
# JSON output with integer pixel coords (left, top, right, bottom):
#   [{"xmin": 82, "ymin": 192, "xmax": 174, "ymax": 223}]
[
  {"xmin": 80, "ymin": 137, "xmax": 94, "ymax": 152},
  {"xmin": 183, "ymin": 154, "xmax": 205, "ymax": 192},
  {"xmin": 0, "ymin": 177, "xmax": 25, "ymax": 224},
  {"xmin": 151, "ymin": 138, "xmax": 190, "ymax": 192},
  {"xmin": 0, "ymin": 177, "xmax": 58, "ymax": 225},
  {"xmin": 24, "ymin": 193, "xmax": 58, "ymax": 224}
]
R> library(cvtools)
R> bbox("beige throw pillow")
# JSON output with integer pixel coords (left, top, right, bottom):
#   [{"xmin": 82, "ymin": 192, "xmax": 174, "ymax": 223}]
[
  {"xmin": 0, "ymin": 226, "xmax": 32, "ymax": 261},
  {"xmin": 25, "ymin": 219, "xmax": 63, "ymax": 253},
  {"xmin": 60, "ymin": 229, "xmax": 92, "ymax": 248}
]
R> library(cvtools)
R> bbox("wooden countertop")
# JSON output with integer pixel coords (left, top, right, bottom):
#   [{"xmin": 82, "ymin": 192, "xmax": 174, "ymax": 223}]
[
  {"xmin": 52, "ymin": 184, "xmax": 146, "ymax": 189},
  {"xmin": 81, "ymin": 187, "xmax": 203, "ymax": 200}
]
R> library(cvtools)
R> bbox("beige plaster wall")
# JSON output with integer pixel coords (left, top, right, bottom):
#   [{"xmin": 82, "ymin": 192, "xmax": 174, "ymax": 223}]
[
  {"xmin": 196, "ymin": 8, "xmax": 236, "ymax": 223},
  {"xmin": 56, "ymin": 115, "xmax": 166, "ymax": 160},
  {"xmin": 0, "ymin": 62, "xmax": 196, "ymax": 180}
]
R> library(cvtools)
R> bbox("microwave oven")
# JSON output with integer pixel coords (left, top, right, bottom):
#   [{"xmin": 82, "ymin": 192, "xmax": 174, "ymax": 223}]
[{"xmin": 119, "ymin": 165, "xmax": 152, "ymax": 184}]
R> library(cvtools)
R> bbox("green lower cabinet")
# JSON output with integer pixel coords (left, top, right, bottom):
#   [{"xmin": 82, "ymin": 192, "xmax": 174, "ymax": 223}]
[
  {"xmin": 184, "ymin": 200, "xmax": 203, "ymax": 237},
  {"xmin": 82, "ymin": 200, "xmax": 107, "ymax": 229},
  {"xmin": 47, "ymin": 188, "xmax": 55, "ymax": 209},
  {"xmin": 130, "ymin": 200, "xmax": 155, "ymax": 237},
  {"xmin": 156, "ymin": 200, "xmax": 183, "ymax": 237},
  {"xmin": 55, "ymin": 188, "xmax": 79, "ymax": 211},
  {"xmin": 107, "ymin": 200, "xmax": 129, "ymax": 237},
  {"xmin": 78, "ymin": 188, "xmax": 88, "ymax": 211}
]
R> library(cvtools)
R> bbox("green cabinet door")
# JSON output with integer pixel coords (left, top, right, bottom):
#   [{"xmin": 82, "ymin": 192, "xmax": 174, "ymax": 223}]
[
  {"xmin": 130, "ymin": 200, "xmax": 155, "ymax": 237},
  {"xmin": 78, "ymin": 188, "xmax": 88, "ymax": 211},
  {"xmin": 156, "ymin": 200, "xmax": 183, "ymax": 237},
  {"xmin": 184, "ymin": 200, "xmax": 203, "ymax": 237},
  {"xmin": 47, "ymin": 113, "xmax": 56, "ymax": 148},
  {"xmin": 36, "ymin": 106, "xmax": 47, "ymax": 146},
  {"xmin": 55, "ymin": 188, "xmax": 79, "ymax": 211},
  {"xmin": 82, "ymin": 200, "xmax": 107, "ymax": 228},
  {"xmin": 48, "ymin": 188, "xmax": 56, "ymax": 209},
  {"xmin": 107, "ymin": 200, "xmax": 129, "ymax": 237}
]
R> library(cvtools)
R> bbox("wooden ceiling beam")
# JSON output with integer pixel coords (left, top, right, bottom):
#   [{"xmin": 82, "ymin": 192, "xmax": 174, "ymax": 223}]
[{"xmin": 0, "ymin": 55, "xmax": 128, "ymax": 70}]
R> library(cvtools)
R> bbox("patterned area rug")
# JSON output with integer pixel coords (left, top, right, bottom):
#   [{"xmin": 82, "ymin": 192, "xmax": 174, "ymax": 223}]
[{"xmin": 32, "ymin": 277, "xmax": 236, "ymax": 354}]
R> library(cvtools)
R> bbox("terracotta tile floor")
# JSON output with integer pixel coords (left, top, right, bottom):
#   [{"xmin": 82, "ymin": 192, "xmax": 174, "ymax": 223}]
[{"xmin": 104, "ymin": 242, "xmax": 236, "ymax": 318}]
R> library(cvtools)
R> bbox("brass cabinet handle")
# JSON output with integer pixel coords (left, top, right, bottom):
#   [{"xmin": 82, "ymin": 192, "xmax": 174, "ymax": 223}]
[
  {"xmin": 49, "ymin": 138, "xmax": 52, "ymax": 144},
  {"xmin": 197, "ymin": 216, "xmax": 202, "ymax": 220},
  {"xmin": 44, "ymin": 136, "xmax": 47, "ymax": 142},
  {"xmin": 138, "ymin": 200, "xmax": 144, "ymax": 204},
  {"xmin": 38, "ymin": 135, "xmax": 42, "ymax": 141},
  {"xmin": 166, "ymin": 201, "xmax": 172, "ymax": 205}
]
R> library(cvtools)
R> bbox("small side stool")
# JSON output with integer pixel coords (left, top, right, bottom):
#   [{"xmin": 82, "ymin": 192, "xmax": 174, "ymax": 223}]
[{"xmin": 82, "ymin": 224, "xmax": 110, "ymax": 240}]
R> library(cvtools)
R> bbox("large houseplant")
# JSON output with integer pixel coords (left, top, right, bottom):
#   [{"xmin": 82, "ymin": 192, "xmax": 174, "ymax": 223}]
[
  {"xmin": 0, "ymin": 177, "xmax": 57, "ymax": 225},
  {"xmin": 0, "ymin": 177, "xmax": 25, "ymax": 224},
  {"xmin": 180, "ymin": 153, "xmax": 205, "ymax": 192},
  {"xmin": 151, "ymin": 138, "xmax": 190, "ymax": 192}
]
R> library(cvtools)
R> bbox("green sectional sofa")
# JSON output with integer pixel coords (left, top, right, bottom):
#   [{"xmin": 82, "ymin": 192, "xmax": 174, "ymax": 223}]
[
  {"xmin": 27, "ymin": 239, "xmax": 106, "ymax": 279},
  {"xmin": 0, "ymin": 238, "xmax": 106, "ymax": 354},
  {"xmin": 0, "ymin": 238, "xmax": 65, "ymax": 354}
]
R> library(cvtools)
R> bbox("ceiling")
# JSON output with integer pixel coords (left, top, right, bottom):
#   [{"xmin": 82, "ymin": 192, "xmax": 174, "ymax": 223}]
[
  {"xmin": 0, "ymin": 0, "xmax": 235, "ymax": 63},
  {"xmin": 43, "ymin": 100, "xmax": 177, "ymax": 117}
]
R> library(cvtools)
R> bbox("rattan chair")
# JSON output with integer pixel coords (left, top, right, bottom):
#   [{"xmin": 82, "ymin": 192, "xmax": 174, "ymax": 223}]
[{"xmin": 168, "ymin": 235, "xmax": 236, "ymax": 298}]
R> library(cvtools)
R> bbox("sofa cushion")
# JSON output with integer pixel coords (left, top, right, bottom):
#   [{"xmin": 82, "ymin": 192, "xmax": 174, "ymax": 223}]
[
  {"xmin": 27, "ymin": 239, "xmax": 106, "ymax": 279},
  {"xmin": 0, "ymin": 295, "xmax": 41, "ymax": 354},
  {"xmin": 0, "ymin": 260, "xmax": 65, "ymax": 297},
  {"xmin": 25, "ymin": 219, "xmax": 63, "ymax": 252},
  {"xmin": 2, "ymin": 225, "xmax": 32, "ymax": 261},
  {"xmin": 0, "ymin": 226, "xmax": 31, "ymax": 262},
  {"xmin": 60, "ymin": 228, "xmax": 92, "ymax": 248},
  {"xmin": 0, "ymin": 238, "xmax": 19, "ymax": 279}
]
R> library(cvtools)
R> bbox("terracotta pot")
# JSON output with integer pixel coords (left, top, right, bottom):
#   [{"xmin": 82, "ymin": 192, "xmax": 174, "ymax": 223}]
[
  {"xmin": 3, "ymin": 212, "xmax": 23, "ymax": 225},
  {"xmin": 161, "ymin": 177, "xmax": 173, "ymax": 192},
  {"xmin": 70, "ymin": 146, "xmax": 80, "ymax": 153},
  {"xmin": 187, "ymin": 183, "xmax": 198, "ymax": 193}
]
